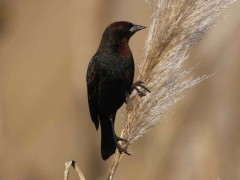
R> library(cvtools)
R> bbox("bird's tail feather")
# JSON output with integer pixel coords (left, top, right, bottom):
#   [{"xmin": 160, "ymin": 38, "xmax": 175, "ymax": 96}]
[{"xmin": 99, "ymin": 115, "xmax": 116, "ymax": 160}]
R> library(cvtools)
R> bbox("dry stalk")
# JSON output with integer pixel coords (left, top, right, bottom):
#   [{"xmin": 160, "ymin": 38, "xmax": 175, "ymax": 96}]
[
  {"xmin": 64, "ymin": 161, "xmax": 86, "ymax": 180},
  {"xmin": 107, "ymin": 0, "xmax": 237, "ymax": 179}
]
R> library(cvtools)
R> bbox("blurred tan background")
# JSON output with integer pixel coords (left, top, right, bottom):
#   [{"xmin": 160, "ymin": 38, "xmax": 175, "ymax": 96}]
[{"xmin": 0, "ymin": 1, "xmax": 240, "ymax": 180}]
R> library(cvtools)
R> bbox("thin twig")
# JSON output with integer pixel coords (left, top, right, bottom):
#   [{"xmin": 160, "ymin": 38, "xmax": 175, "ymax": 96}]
[{"xmin": 64, "ymin": 160, "xmax": 86, "ymax": 180}]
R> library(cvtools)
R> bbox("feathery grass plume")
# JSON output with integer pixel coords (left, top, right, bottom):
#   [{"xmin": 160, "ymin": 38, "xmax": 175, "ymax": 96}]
[{"xmin": 107, "ymin": 0, "xmax": 237, "ymax": 179}]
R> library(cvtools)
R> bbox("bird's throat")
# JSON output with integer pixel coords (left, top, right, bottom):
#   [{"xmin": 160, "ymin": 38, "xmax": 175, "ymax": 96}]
[{"xmin": 118, "ymin": 43, "xmax": 132, "ymax": 58}]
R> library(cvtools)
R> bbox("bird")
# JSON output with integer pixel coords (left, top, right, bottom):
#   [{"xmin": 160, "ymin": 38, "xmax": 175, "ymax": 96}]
[{"xmin": 86, "ymin": 21, "xmax": 150, "ymax": 160}]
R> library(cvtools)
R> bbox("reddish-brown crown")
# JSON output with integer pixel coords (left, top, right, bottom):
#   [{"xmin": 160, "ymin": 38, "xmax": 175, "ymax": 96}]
[{"xmin": 108, "ymin": 21, "xmax": 133, "ymax": 30}]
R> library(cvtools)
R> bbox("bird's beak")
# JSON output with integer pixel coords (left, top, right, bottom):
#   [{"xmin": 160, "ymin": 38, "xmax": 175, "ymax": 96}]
[{"xmin": 130, "ymin": 24, "xmax": 146, "ymax": 33}]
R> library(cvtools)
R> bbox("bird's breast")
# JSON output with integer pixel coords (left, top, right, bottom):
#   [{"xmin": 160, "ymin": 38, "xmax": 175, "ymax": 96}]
[
  {"xmin": 111, "ymin": 59, "xmax": 133, "ymax": 79},
  {"xmin": 118, "ymin": 43, "xmax": 132, "ymax": 58}
]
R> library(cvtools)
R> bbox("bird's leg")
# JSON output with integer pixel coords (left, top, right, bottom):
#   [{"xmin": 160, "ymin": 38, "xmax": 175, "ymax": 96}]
[
  {"xmin": 124, "ymin": 92, "xmax": 129, "ymax": 104},
  {"xmin": 110, "ymin": 116, "xmax": 130, "ymax": 156},
  {"xmin": 131, "ymin": 81, "xmax": 151, "ymax": 97}
]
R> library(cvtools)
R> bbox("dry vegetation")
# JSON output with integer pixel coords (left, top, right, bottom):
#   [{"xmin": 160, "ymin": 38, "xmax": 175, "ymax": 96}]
[
  {"xmin": 107, "ymin": 0, "xmax": 237, "ymax": 179},
  {"xmin": 0, "ymin": 0, "xmax": 239, "ymax": 180},
  {"xmin": 66, "ymin": 0, "xmax": 237, "ymax": 179}
]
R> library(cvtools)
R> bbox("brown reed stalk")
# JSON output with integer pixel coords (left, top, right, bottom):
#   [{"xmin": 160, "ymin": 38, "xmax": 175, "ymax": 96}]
[{"xmin": 107, "ymin": 0, "xmax": 237, "ymax": 179}]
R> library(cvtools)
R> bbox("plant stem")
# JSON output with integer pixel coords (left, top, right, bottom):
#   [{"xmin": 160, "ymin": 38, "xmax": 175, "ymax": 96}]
[{"xmin": 106, "ymin": 151, "xmax": 123, "ymax": 180}]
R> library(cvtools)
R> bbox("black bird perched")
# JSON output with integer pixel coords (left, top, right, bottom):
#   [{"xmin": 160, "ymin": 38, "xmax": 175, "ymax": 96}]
[{"xmin": 87, "ymin": 21, "xmax": 149, "ymax": 160}]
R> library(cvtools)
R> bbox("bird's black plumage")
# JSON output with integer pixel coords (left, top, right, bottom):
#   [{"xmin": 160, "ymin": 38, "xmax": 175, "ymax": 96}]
[{"xmin": 87, "ymin": 21, "xmax": 146, "ymax": 160}]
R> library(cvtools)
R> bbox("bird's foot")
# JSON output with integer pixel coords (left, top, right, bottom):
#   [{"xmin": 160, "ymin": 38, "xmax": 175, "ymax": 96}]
[
  {"xmin": 115, "ymin": 136, "xmax": 129, "ymax": 143},
  {"xmin": 131, "ymin": 81, "xmax": 151, "ymax": 97},
  {"xmin": 116, "ymin": 143, "xmax": 131, "ymax": 156},
  {"xmin": 114, "ymin": 136, "xmax": 130, "ymax": 156}
]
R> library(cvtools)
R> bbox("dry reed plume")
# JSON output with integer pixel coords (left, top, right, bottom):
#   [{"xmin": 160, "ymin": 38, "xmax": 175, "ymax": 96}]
[
  {"xmin": 64, "ymin": 0, "xmax": 236, "ymax": 179},
  {"xmin": 107, "ymin": 0, "xmax": 237, "ymax": 179}
]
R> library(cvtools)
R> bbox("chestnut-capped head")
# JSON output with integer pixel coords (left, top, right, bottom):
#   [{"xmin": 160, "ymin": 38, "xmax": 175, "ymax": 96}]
[{"xmin": 100, "ymin": 21, "xmax": 146, "ymax": 48}]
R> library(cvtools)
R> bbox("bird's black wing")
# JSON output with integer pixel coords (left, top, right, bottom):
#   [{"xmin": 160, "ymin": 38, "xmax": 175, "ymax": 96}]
[{"xmin": 87, "ymin": 56, "xmax": 99, "ymax": 130}]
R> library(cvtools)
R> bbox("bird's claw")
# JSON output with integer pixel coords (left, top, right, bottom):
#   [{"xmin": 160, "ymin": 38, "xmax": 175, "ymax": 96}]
[
  {"xmin": 116, "ymin": 143, "xmax": 131, "ymax": 156},
  {"xmin": 131, "ymin": 80, "xmax": 151, "ymax": 97},
  {"xmin": 114, "ymin": 136, "xmax": 130, "ymax": 155},
  {"xmin": 116, "ymin": 136, "xmax": 129, "ymax": 143},
  {"xmin": 137, "ymin": 84, "xmax": 151, "ymax": 93},
  {"xmin": 138, "ymin": 91, "xmax": 146, "ymax": 97}
]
